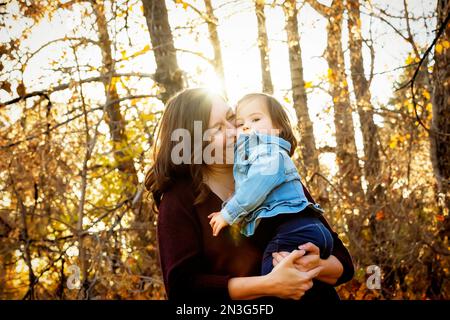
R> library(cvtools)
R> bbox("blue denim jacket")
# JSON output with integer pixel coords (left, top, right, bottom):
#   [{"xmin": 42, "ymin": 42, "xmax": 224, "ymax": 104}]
[{"xmin": 220, "ymin": 132, "xmax": 324, "ymax": 237}]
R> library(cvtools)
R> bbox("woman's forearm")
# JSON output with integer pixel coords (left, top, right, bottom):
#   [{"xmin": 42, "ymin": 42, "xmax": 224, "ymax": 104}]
[
  {"xmin": 317, "ymin": 255, "xmax": 344, "ymax": 285},
  {"xmin": 228, "ymin": 275, "xmax": 273, "ymax": 300}
]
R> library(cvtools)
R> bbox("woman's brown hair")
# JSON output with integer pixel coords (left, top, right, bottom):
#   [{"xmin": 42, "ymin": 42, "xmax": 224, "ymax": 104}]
[
  {"xmin": 237, "ymin": 93, "xmax": 298, "ymax": 156},
  {"xmin": 144, "ymin": 88, "xmax": 217, "ymax": 210}
]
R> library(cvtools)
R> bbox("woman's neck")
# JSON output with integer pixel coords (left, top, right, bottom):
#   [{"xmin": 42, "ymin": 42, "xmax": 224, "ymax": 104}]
[{"xmin": 203, "ymin": 165, "xmax": 235, "ymax": 201}]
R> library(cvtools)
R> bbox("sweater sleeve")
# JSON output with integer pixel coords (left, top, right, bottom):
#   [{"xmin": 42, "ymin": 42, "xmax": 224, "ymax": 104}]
[
  {"xmin": 300, "ymin": 182, "xmax": 355, "ymax": 286},
  {"xmin": 157, "ymin": 183, "xmax": 232, "ymax": 301}
]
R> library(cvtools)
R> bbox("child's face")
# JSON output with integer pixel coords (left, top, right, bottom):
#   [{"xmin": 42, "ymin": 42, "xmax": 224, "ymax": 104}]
[{"xmin": 235, "ymin": 97, "xmax": 279, "ymax": 137}]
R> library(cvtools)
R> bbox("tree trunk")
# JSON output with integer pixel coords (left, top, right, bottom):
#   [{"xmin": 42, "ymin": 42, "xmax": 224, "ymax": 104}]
[
  {"xmin": 283, "ymin": 0, "xmax": 321, "ymax": 183},
  {"xmin": 430, "ymin": 0, "xmax": 450, "ymax": 237},
  {"xmin": 204, "ymin": 0, "xmax": 227, "ymax": 97},
  {"xmin": 346, "ymin": 0, "xmax": 382, "ymax": 204},
  {"xmin": 306, "ymin": 0, "xmax": 364, "ymax": 199},
  {"xmin": 142, "ymin": 0, "xmax": 184, "ymax": 103},
  {"xmin": 92, "ymin": 3, "xmax": 152, "ymax": 292},
  {"xmin": 255, "ymin": 0, "xmax": 274, "ymax": 94},
  {"xmin": 92, "ymin": 1, "xmax": 139, "ymax": 193}
]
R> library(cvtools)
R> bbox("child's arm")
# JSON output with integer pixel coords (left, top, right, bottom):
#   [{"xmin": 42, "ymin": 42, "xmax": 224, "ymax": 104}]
[{"xmin": 220, "ymin": 149, "xmax": 286, "ymax": 226}]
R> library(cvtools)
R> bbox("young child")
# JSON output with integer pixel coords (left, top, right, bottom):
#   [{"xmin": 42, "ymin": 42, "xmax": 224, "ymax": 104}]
[{"xmin": 208, "ymin": 93, "xmax": 333, "ymax": 275}]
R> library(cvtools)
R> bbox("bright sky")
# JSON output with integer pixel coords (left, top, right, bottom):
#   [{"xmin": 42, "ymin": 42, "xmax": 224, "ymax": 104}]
[{"xmin": 0, "ymin": 0, "xmax": 437, "ymax": 176}]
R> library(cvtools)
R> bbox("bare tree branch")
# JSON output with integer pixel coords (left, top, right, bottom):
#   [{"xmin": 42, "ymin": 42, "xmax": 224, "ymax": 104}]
[
  {"xmin": 0, "ymin": 73, "xmax": 155, "ymax": 108},
  {"xmin": 304, "ymin": 0, "xmax": 330, "ymax": 17}
]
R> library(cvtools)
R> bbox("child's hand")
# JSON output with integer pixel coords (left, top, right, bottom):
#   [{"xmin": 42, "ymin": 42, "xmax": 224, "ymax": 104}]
[{"xmin": 207, "ymin": 211, "xmax": 229, "ymax": 236}]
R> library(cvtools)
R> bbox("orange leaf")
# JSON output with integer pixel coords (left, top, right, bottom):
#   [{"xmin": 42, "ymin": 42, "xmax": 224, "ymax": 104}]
[
  {"xmin": 375, "ymin": 211, "xmax": 385, "ymax": 221},
  {"xmin": 436, "ymin": 215, "xmax": 445, "ymax": 222}
]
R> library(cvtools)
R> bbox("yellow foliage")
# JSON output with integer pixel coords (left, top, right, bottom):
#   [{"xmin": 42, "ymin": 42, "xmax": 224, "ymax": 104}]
[
  {"xmin": 327, "ymin": 68, "xmax": 334, "ymax": 80},
  {"xmin": 389, "ymin": 139, "xmax": 397, "ymax": 149},
  {"xmin": 175, "ymin": 0, "xmax": 189, "ymax": 10},
  {"xmin": 405, "ymin": 54, "xmax": 414, "ymax": 65}
]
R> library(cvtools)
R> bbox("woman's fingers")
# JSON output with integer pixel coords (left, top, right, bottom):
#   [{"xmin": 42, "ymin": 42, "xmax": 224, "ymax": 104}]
[
  {"xmin": 272, "ymin": 253, "xmax": 282, "ymax": 267},
  {"xmin": 298, "ymin": 242, "xmax": 320, "ymax": 255},
  {"xmin": 272, "ymin": 250, "xmax": 305, "ymax": 268},
  {"xmin": 281, "ymin": 249, "xmax": 306, "ymax": 266},
  {"xmin": 295, "ymin": 253, "xmax": 321, "ymax": 270},
  {"xmin": 305, "ymin": 265, "xmax": 324, "ymax": 279},
  {"xmin": 269, "ymin": 251, "xmax": 319, "ymax": 300},
  {"xmin": 272, "ymin": 252, "xmax": 287, "ymax": 262}
]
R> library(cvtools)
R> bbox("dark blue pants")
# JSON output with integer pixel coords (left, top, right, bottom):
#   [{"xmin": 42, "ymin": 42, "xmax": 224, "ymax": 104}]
[{"xmin": 261, "ymin": 209, "xmax": 334, "ymax": 276}]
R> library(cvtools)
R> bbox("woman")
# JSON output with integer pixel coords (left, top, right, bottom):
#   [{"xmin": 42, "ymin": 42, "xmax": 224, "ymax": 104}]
[{"xmin": 145, "ymin": 88, "xmax": 354, "ymax": 301}]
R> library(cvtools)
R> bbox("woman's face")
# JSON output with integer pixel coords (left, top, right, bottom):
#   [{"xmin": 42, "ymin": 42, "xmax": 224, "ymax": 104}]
[{"xmin": 206, "ymin": 96, "xmax": 236, "ymax": 165}]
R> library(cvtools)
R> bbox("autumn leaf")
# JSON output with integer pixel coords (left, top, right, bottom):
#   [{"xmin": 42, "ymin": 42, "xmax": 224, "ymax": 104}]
[
  {"xmin": 175, "ymin": 0, "xmax": 188, "ymax": 10},
  {"xmin": 375, "ymin": 211, "xmax": 385, "ymax": 221},
  {"xmin": 1, "ymin": 81, "xmax": 12, "ymax": 94},
  {"xmin": 435, "ymin": 43, "xmax": 443, "ymax": 54},
  {"xmin": 436, "ymin": 215, "xmax": 445, "ymax": 222},
  {"xmin": 16, "ymin": 82, "xmax": 26, "ymax": 97},
  {"xmin": 405, "ymin": 55, "xmax": 414, "ymax": 65}
]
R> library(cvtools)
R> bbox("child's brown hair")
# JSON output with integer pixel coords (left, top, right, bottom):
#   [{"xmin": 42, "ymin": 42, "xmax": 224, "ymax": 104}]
[{"xmin": 237, "ymin": 93, "xmax": 298, "ymax": 156}]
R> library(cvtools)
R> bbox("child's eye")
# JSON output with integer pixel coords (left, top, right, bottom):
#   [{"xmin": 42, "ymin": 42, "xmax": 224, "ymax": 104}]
[
  {"xmin": 236, "ymin": 123, "xmax": 243, "ymax": 128},
  {"xmin": 251, "ymin": 118, "xmax": 260, "ymax": 123}
]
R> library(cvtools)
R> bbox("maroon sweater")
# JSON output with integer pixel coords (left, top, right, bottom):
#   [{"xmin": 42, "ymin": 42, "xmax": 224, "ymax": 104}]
[{"xmin": 156, "ymin": 178, "xmax": 354, "ymax": 301}]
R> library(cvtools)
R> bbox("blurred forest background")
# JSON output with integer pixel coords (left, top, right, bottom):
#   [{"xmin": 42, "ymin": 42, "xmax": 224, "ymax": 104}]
[{"xmin": 0, "ymin": 0, "xmax": 449, "ymax": 300}]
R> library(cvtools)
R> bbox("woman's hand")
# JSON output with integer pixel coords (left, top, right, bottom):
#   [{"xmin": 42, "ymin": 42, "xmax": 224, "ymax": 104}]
[
  {"xmin": 266, "ymin": 249, "xmax": 323, "ymax": 300},
  {"xmin": 272, "ymin": 242, "xmax": 321, "ymax": 272},
  {"xmin": 272, "ymin": 242, "xmax": 344, "ymax": 285}
]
